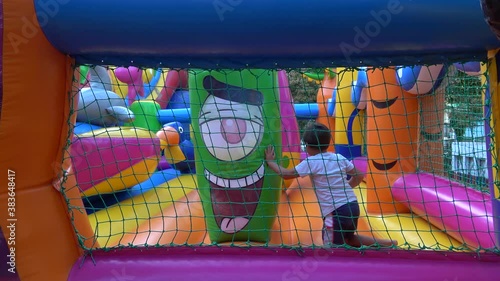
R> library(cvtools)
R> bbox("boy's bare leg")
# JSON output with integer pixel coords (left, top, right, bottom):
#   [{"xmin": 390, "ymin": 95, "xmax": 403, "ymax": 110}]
[{"xmin": 322, "ymin": 227, "xmax": 334, "ymax": 246}]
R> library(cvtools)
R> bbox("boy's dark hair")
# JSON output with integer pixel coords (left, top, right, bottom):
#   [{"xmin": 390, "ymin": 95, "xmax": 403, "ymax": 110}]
[{"xmin": 302, "ymin": 122, "xmax": 331, "ymax": 151}]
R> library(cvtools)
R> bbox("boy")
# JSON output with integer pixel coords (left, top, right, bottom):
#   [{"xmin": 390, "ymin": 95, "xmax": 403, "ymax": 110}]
[{"xmin": 265, "ymin": 122, "xmax": 398, "ymax": 247}]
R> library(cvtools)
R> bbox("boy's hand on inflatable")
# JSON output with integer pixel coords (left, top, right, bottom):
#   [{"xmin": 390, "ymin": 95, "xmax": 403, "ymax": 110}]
[{"xmin": 265, "ymin": 145, "xmax": 276, "ymax": 162}]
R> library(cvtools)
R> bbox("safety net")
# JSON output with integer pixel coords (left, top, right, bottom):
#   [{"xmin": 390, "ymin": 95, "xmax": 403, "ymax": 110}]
[{"xmin": 58, "ymin": 62, "xmax": 499, "ymax": 254}]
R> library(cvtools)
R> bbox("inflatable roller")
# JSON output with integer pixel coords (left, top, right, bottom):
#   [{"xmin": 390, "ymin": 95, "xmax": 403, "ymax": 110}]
[
  {"xmin": 351, "ymin": 158, "xmax": 464, "ymax": 249},
  {"xmin": 392, "ymin": 173, "xmax": 496, "ymax": 249},
  {"xmin": 353, "ymin": 183, "xmax": 465, "ymax": 249}
]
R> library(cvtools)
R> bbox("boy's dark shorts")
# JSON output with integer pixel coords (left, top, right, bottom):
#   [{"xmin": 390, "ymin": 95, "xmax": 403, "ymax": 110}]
[{"xmin": 324, "ymin": 201, "xmax": 360, "ymax": 245}]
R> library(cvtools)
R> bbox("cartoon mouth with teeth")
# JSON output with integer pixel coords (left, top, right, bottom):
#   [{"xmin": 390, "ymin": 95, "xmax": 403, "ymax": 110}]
[
  {"xmin": 205, "ymin": 164, "xmax": 265, "ymax": 233},
  {"xmin": 190, "ymin": 70, "xmax": 282, "ymax": 242}
]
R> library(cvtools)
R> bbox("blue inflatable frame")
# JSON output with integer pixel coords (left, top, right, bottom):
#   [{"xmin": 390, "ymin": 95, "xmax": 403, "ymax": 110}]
[{"xmin": 35, "ymin": 0, "xmax": 500, "ymax": 68}]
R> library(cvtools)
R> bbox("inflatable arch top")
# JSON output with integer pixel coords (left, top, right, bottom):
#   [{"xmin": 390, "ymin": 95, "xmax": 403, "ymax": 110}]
[{"xmin": 34, "ymin": 0, "xmax": 500, "ymax": 68}]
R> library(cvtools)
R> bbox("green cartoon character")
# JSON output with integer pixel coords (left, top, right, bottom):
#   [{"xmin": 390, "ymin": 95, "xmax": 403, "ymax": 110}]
[{"xmin": 189, "ymin": 69, "xmax": 282, "ymax": 243}]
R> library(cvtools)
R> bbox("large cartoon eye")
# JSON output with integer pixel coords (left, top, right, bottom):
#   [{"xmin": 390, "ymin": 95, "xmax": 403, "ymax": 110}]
[
  {"xmin": 200, "ymin": 119, "xmax": 263, "ymax": 161},
  {"xmin": 178, "ymin": 126, "xmax": 184, "ymax": 134},
  {"xmin": 199, "ymin": 97, "xmax": 264, "ymax": 161}
]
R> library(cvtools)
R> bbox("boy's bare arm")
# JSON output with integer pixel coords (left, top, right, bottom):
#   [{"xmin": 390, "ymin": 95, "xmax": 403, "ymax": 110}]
[
  {"xmin": 266, "ymin": 161, "xmax": 299, "ymax": 180},
  {"xmin": 347, "ymin": 167, "xmax": 364, "ymax": 188},
  {"xmin": 265, "ymin": 145, "xmax": 300, "ymax": 180}
]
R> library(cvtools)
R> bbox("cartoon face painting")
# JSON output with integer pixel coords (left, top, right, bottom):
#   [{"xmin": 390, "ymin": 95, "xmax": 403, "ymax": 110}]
[
  {"xmin": 190, "ymin": 70, "xmax": 282, "ymax": 243},
  {"xmin": 200, "ymin": 76, "xmax": 264, "ymax": 164},
  {"xmin": 366, "ymin": 67, "xmax": 419, "ymax": 214},
  {"xmin": 368, "ymin": 69, "xmax": 418, "ymax": 174}
]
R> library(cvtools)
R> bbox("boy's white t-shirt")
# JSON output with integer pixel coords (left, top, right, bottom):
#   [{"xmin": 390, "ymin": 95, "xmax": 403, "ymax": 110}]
[{"xmin": 295, "ymin": 152, "xmax": 358, "ymax": 217}]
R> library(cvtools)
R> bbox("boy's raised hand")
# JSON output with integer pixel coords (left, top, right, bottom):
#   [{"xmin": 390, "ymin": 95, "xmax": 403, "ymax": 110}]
[{"xmin": 265, "ymin": 145, "xmax": 275, "ymax": 161}]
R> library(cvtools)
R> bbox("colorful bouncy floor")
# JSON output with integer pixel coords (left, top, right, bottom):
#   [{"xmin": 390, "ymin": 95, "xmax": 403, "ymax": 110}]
[{"xmin": 87, "ymin": 173, "xmax": 467, "ymax": 250}]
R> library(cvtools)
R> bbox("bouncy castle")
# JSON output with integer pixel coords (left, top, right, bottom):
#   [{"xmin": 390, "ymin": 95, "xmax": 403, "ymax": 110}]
[{"xmin": 1, "ymin": 0, "xmax": 500, "ymax": 280}]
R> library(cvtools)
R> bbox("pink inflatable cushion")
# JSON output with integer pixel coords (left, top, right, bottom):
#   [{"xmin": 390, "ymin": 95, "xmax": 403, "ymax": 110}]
[
  {"xmin": 392, "ymin": 173, "xmax": 496, "ymax": 249},
  {"xmin": 70, "ymin": 136, "xmax": 161, "ymax": 191}
]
